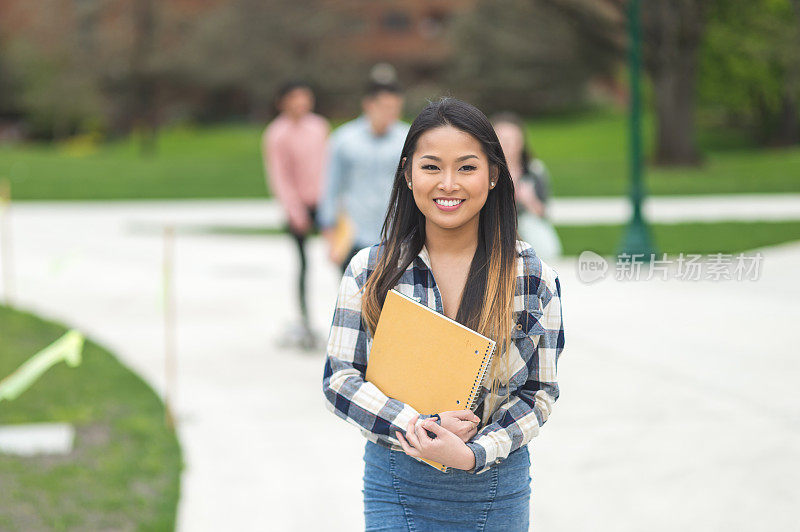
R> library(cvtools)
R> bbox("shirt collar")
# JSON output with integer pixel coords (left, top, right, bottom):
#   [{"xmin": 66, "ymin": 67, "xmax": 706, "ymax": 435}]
[
  {"xmin": 417, "ymin": 244, "xmax": 432, "ymax": 270},
  {"xmin": 396, "ymin": 240, "xmax": 432, "ymax": 270}
]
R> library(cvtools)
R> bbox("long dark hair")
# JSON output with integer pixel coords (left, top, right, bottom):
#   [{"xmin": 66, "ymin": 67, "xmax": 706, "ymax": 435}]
[{"xmin": 361, "ymin": 97, "xmax": 519, "ymax": 422}]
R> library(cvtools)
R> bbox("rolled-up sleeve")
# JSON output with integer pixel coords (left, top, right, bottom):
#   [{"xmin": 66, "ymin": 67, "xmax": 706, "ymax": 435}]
[{"xmin": 465, "ymin": 263, "xmax": 565, "ymax": 474}]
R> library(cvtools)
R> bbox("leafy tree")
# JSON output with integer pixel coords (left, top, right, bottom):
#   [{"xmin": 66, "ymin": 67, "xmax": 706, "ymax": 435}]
[
  {"xmin": 2, "ymin": 37, "xmax": 105, "ymax": 140},
  {"xmin": 446, "ymin": 0, "xmax": 619, "ymax": 116},
  {"xmin": 0, "ymin": 0, "xmax": 362, "ymax": 141},
  {"xmin": 699, "ymin": 0, "xmax": 800, "ymax": 146},
  {"xmin": 0, "ymin": 2, "xmax": 108, "ymax": 140},
  {"xmin": 156, "ymin": 0, "xmax": 361, "ymax": 122},
  {"xmin": 539, "ymin": 0, "xmax": 710, "ymax": 167}
]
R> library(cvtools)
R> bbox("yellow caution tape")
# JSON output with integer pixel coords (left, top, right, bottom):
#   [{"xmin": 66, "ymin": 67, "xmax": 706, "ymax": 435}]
[{"xmin": 0, "ymin": 330, "xmax": 84, "ymax": 402}]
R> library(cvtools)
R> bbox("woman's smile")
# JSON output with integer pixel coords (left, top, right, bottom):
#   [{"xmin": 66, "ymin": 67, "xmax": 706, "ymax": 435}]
[{"xmin": 434, "ymin": 197, "xmax": 465, "ymax": 211}]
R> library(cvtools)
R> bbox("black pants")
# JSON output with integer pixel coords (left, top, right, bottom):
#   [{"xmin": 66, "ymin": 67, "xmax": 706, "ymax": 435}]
[{"xmin": 289, "ymin": 206, "xmax": 318, "ymax": 325}]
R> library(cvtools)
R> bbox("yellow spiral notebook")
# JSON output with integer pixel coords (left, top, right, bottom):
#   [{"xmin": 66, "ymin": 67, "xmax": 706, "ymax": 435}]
[{"xmin": 366, "ymin": 289, "xmax": 496, "ymax": 472}]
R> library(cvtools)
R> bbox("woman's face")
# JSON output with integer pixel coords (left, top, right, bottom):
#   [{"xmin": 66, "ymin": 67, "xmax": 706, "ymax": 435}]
[
  {"xmin": 404, "ymin": 125, "xmax": 497, "ymax": 235},
  {"xmin": 363, "ymin": 92, "xmax": 404, "ymax": 136},
  {"xmin": 280, "ymin": 87, "xmax": 314, "ymax": 118},
  {"xmin": 493, "ymin": 121, "xmax": 525, "ymax": 165}
]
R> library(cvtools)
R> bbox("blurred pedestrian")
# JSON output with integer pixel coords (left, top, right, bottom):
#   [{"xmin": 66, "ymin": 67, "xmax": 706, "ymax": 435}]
[
  {"xmin": 262, "ymin": 80, "xmax": 329, "ymax": 350},
  {"xmin": 316, "ymin": 80, "xmax": 409, "ymax": 273},
  {"xmin": 492, "ymin": 112, "xmax": 562, "ymax": 262}
]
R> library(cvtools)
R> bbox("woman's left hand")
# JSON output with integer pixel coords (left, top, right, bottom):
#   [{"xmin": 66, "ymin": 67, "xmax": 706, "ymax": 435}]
[
  {"xmin": 516, "ymin": 181, "xmax": 545, "ymax": 217},
  {"xmin": 396, "ymin": 415, "xmax": 476, "ymax": 471}
]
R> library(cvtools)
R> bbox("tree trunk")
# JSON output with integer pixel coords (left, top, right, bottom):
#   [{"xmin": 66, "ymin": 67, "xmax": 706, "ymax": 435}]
[
  {"xmin": 777, "ymin": 0, "xmax": 800, "ymax": 146},
  {"xmin": 762, "ymin": 91, "xmax": 799, "ymax": 147},
  {"xmin": 644, "ymin": 0, "xmax": 706, "ymax": 167},
  {"xmin": 131, "ymin": 0, "xmax": 157, "ymax": 156},
  {"xmin": 652, "ymin": 50, "xmax": 702, "ymax": 165},
  {"xmin": 755, "ymin": 0, "xmax": 800, "ymax": 147}
]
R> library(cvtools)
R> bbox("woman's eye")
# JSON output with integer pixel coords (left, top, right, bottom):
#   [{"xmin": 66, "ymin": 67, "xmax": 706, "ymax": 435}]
[
  {"xmin": 460, "ymin": 165, "xmax": 477, "ymax": 172},
  {"xmin": 421, "ymin": 164, "xmax": 439, "ymax": 171}
]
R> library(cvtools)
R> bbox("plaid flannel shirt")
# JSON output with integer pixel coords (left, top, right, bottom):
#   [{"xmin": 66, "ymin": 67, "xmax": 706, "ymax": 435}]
[{"xmin": 322, "ymin": 239, "xmax": 565, "ymax": 474}]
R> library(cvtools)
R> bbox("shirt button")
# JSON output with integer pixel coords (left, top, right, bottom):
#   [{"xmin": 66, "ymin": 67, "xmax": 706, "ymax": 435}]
[{"xmin": 516, "ymin": 324, "xmax": 523, "ymax": 330}]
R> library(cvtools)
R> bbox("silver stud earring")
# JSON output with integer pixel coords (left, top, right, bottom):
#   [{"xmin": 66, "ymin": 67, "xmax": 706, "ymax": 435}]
[{"xmin": 490, "ymin": 182, "xmax": 495, "ymax": 188}]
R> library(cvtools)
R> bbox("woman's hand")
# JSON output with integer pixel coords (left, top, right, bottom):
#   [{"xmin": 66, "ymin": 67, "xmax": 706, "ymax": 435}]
[
  {"xmin": 516, "ymin": 180, "xmax": 545, "ymax": 217},
  {"xmin": 437, "ymin": 410, "xmax": 480, "ymax": 443},
  {"xmin": 322, "ymin": 228, "xmax": 342, "ymax": 264},
  {"xmin": 396, "ymin": 415, "xmax": 476, "ymax": 471}
]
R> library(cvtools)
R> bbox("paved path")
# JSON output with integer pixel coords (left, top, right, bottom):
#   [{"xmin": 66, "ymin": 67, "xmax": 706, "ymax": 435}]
[
  {"xmin": 548, "ymin": 192, "xmax": 800, "ymax": 224},
  {"xmin": 14, "ymin": 193, "xmax": 798, "ymax": 233},
  {"xmin": 4, "ymin": 200, "xmax": 799, "ymax": 531}
]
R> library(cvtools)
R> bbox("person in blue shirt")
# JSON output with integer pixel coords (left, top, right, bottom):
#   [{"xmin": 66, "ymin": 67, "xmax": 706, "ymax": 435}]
[{"xmin": 316, "ymin": 81, "xmax": 410, "ymax": 273}]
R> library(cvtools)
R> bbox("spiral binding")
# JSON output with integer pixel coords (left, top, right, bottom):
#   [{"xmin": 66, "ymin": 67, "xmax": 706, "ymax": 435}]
[{"xmin": 466, "ymin": 341, "xmax": 496, "ymax": 412}]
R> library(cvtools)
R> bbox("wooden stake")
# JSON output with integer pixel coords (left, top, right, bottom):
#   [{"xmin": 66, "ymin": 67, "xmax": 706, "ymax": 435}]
[{"xmin": 163, "ymin": 225, "xmax": 177, "ymax": 428}]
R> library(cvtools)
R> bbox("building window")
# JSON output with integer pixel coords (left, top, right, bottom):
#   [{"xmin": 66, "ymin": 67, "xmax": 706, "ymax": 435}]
[
  {"xmin": 419, "ymin": 11, "xmax": 448, "ymax": 39},
  {"xmin": 381, "ymin": 11, "xmax": 411, "ymax": 33}
]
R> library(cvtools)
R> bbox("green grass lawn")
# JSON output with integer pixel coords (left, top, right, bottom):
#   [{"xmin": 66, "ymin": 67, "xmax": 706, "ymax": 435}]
[
  {"xmin": 0, "ymin": 125, "xmax": 266, "ymax": 200},
  {"xmin": 178, "ymin": 219, "xmax": 800, "ymax": 257},
  {"xmin": 0, "ymin": 306, "xmax": 182, "ymax": 531},
  {"xmin": 0, "ymin": 109, "xmax": 798, "ymax": 200},
  {"xmin": 555, "ymin": 220, "xmax": 800, "ymax": 257},
  {"xmin": 527, "ymin": 110, "xmax": 800, "ymax": 196}
]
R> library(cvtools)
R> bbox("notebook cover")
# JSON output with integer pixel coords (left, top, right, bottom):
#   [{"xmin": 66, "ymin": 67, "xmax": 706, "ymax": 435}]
[
  {"xmin": 366, "ymin": 289, "xmax": 496, "ymax": 472},
  {"xmin": 331, "ymin": 213, "xmax": 354, "ymax": 264}
]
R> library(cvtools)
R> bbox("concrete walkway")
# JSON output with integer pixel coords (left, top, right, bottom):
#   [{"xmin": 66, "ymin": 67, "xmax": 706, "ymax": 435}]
[
  {"xmin": 15, "ymin": 193, "xmax": 798, "ymax": 233},
  {"xmin": 548, "ymin": 192, "xmax": 800, "ymax": 224},
  {"xmin": 4, "ymin": 200, "xmax": 799, "ymax": 531}
]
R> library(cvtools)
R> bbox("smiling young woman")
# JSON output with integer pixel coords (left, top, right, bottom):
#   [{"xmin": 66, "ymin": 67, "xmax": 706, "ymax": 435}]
[{"xmin": 322, "ymin": 98, "xmax": 565, "ymax": 531}]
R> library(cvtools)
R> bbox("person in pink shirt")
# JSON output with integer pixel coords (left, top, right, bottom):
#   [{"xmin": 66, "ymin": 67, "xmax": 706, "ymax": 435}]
[{"xmin": 262, "ymin": 81, "xmax": 330, "ymax": 349}]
